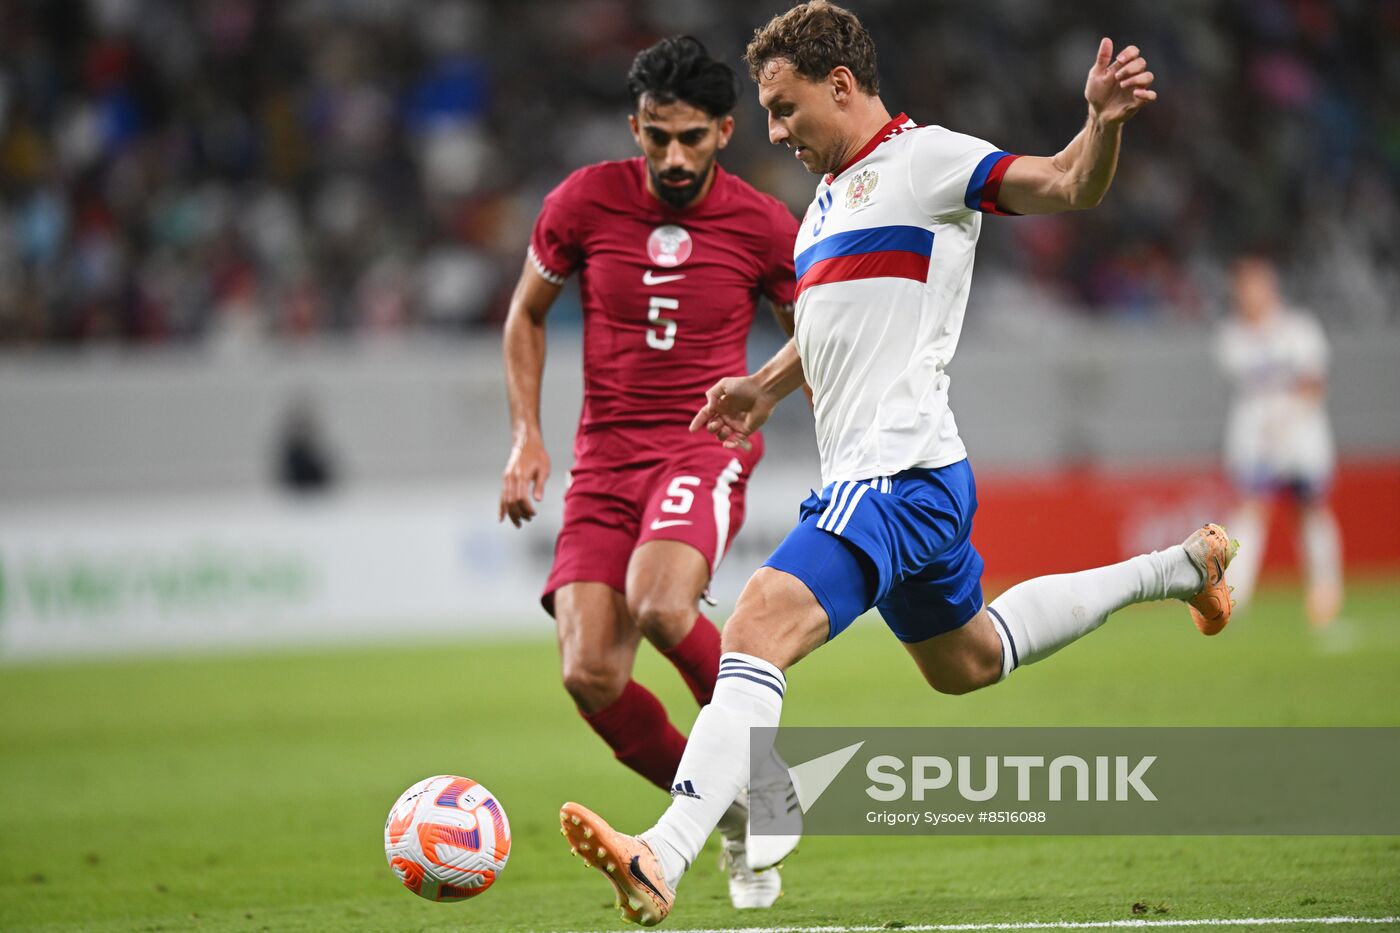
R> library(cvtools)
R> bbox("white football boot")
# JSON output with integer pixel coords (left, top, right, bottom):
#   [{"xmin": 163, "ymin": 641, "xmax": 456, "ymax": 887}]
[
  {"xmin": 717, "ymin": 789, "xmax": 782, "ymax": 909},
  {"xmin": 745, "ymin": 747, "xmax": 801, "ymax": 870}
]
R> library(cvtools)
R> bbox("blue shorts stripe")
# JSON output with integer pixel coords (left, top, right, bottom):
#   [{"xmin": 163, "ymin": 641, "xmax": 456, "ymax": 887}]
[
  {"xmin": 818, "ymin": 481, "xmax": 856, "ymax": 531},
  {"xmin": 716, "ymin": 671, "xmax": 785, "ymax": 698},
  {"xmin": 815, "ymin": 481, "xmax": 837, "ymax": 529},
  {"xmin": 823, "ymin": 479, "xmax": 856, "ymax": 529},
  {"xmin": 831, "ymin": 483, "xmax": 870, "ymax": 535}
]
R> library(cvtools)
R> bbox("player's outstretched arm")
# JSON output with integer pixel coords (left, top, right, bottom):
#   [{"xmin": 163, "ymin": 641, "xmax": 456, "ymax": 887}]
[
  {"xmin": 500, "ymin": 260, "xmax": 563, "ymax": 527},
  {"xmin": 997, "ymin": 38, "xmax": 1157, "ymax": 216},
  {"xmin": 690, "ymin": 339, "xmax": 806, "ymax": 451}
]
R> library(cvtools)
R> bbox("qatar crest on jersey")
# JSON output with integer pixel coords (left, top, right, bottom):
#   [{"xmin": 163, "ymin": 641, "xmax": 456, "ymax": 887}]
[
  {"xmin": 845, "ymin": 168, "xmax": 879, "ymax": 210},
  {"xmin": 647, "ymin": 225, "xmax": 693, "ymax": 268}
]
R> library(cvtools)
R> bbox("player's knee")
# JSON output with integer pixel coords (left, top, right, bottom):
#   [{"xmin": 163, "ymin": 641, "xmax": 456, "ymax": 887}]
[
  {"xmin": 627, "ymin": 592, "xmax": 694, "ymax": 646},
  {"xmin": 560, "ymin": 655, "xmax": 629, "ymax": 712}
]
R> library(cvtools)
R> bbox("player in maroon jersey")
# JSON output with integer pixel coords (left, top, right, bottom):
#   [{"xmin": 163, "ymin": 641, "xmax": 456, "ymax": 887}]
[{"xmin": 497, "ymin": 37, "xmax": 799, "ymax": 908}]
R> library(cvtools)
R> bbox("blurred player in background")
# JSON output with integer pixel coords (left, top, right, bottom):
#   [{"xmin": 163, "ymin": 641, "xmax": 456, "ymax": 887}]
[
  {"xmin": 559, "ymin": 4, "xmax": 1240, "ymax": 925},
  {"xmin": 1218, "ymin": 254, "xmax": 1343, "ymax": 627},
  {"xmin": 498, "ymin": 36, "xmax": 799, "ymax": 908}
]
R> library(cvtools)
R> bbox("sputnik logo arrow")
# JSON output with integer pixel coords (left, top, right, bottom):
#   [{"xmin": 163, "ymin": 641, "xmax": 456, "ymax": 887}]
[{"xmin": 785, "ymin": 741, "xmax": 865, "ymax": 813}]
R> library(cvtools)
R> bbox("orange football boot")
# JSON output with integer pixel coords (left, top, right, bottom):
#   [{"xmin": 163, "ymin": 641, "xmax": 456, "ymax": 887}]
[
  {"xmin": 560, "ymin": 802, "xmax": 673, "ymax": 926},
  {"xmin": 1183, "ymin": 523, "xmax": 1240, "ymax": 636}
]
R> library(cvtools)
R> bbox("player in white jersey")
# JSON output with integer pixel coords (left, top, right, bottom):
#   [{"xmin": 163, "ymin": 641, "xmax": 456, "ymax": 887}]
[
  {"xmin": 556, "ymin": 4, "xmax": 1239, "ymax": 925},
  {"xmin": 1218, "ymin": 254, "xmax": 1342, "ymax": 627}
]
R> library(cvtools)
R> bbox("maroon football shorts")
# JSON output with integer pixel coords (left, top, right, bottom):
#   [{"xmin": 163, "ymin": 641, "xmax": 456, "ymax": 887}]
[{"xmin": 542, "ymin": 432, "xmax": 764, "ymax": 613}]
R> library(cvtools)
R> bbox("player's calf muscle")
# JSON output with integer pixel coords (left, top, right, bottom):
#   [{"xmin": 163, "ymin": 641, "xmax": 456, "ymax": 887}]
[
  {"xmin": 907, "ymin": 613, "xmax": 1004, "ymax": 695},
  {"xmin": 921, "ymin": 660, "xmax": 999, "ymax": 696}
]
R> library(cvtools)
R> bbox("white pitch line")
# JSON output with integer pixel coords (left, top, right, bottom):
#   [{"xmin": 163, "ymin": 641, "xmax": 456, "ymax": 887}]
[{"xmin": 548, "ymin": 918, "xmax": 1400, "ymax": 933}]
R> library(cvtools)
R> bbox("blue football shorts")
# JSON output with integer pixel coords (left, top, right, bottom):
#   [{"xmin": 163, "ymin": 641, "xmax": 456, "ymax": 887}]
[
  {"xmin": 762, "ymin": 459, "xmax": 984, "ymax": 643},
  {"xmin": 1232, "ymin": 466, "xmax": 1332, "ymax": 504}
]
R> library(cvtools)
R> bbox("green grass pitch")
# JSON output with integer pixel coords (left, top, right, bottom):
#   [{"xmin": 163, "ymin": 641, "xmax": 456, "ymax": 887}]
[{"xmin": 2, "ymin": 579, "xmax": 1398, "ymax": 932}]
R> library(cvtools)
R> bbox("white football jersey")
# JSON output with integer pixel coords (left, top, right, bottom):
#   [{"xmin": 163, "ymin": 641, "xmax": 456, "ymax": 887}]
[
  {"xmin": 792, "ymin": 114, "xmax": 1018, "ymax": 484},
  {"xmin": 1218, "ymin": 307, "xmax": 1335, "ymax": 482}
]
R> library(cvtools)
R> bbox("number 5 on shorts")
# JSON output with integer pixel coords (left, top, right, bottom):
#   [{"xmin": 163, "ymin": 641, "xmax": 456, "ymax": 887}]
[{"xmin": 661, "ymin": 476, "xmax": 700, "ymax": 514}]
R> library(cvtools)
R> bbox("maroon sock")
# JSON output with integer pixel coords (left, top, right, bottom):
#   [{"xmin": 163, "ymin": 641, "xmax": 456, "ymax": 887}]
[
  {"xmin": 580, "ymin": 680, "xmax": 687, "ymax": 791},
  {"xmin": 661, "ymin": 613, "xmax": 722, "ymax": 706}
]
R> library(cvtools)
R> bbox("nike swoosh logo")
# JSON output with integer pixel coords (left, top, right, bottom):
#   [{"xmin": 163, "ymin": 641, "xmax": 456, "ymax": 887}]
[
  {"xmin": 628, "ymin": 855, "xmax": 668, "ymax": 904},
  {"xmin": 643, "ymin": 270, "xmax": 686, "ymax": 285},
  {"xmin": 649, "ymin": 519, "xmax": 693, "ymax": 530}
]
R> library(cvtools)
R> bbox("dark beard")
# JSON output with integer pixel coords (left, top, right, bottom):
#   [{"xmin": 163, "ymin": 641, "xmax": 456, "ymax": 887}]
[{"xmin": 649, "ymin": 167, "xmax": 704, "ymax": 208}]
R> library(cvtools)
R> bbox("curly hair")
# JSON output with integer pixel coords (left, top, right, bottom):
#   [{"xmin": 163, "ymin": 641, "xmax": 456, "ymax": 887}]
[
  {"xmin": 745, "ymin": 1, "xmax": 880, "ymax": 95},
  {"xmin": 627, "ymin": 36, "xmax": 740, "ymax": 117}
]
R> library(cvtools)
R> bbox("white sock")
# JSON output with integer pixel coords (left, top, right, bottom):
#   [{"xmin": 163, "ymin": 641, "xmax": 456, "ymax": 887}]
[
  {"xmin": 1226, "ymin": 503, "xmax": 1268, "ymax": 609},
  {"xmin": 641, "ymin": 652, "xmax": 786, "ymax": 889},
  {"xmin": 989, "ymin": 546, "xmax": 1201, "ymax": 677}
]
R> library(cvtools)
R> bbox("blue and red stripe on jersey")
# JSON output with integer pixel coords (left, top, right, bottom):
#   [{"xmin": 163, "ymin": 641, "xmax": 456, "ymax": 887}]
[
  {"xmin": 794, "ymin": 225, "xmax": 935, "ymax": 297},
  {"xmin": 964, "ymin": 151, "xmax": 1022, "ymax": 215}
]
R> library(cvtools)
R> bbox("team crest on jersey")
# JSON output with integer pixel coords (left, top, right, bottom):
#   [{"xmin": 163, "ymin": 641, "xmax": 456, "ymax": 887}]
[
  {"xmin": 647, "ymin": 225, "xmax": 693, "ymax": 268},
  {"xmin": 845, "ymin": 169, "xmax": 879, "ymax": 210}
]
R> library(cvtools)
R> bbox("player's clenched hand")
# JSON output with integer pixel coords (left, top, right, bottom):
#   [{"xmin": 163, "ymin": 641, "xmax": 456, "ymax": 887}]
[
  {"xmin": 499, "ymin": 436, "xmax": 549, "ymax": 527},
  {"xmin": 1085, "ymin": 38, "xmax": 1157, "ymax": 124},
  {"xmin": 690, "ymin": 375, "xmax": 778, "ymax": 451}
]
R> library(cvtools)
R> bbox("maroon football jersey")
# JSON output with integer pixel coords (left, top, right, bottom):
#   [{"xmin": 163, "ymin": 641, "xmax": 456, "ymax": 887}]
[{"xmin": 529, "ymin": 158, "xmax": 798, "ymax": 456}]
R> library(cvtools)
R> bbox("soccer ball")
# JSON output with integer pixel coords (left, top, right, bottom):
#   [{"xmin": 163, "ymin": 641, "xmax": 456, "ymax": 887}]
[{"xmin": 384, "ymin": 775, "xmax": 512, "ymax": 901}]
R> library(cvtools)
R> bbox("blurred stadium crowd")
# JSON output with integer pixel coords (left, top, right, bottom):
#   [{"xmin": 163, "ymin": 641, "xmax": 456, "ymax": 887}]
[{"xmin": 0, "ymin": 0, "xmax": 1394, "ymax": 347}]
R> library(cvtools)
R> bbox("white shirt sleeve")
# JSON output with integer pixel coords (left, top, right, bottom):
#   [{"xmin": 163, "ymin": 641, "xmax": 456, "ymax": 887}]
[{"xmin": 907, "ymin": 126, "xmax": 1018, "ymax": 220}]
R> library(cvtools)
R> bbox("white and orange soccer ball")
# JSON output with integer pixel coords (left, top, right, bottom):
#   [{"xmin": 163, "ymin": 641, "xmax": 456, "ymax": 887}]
[{"xmin": 384, "ymin": 775, "xmax": 512, "ymax": 902}]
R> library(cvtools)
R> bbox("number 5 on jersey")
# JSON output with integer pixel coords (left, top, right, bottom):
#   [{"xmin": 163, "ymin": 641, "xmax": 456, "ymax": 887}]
[{"xmin": 647, "ymin": 296, "xmax": 678, "ymax": 351}]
